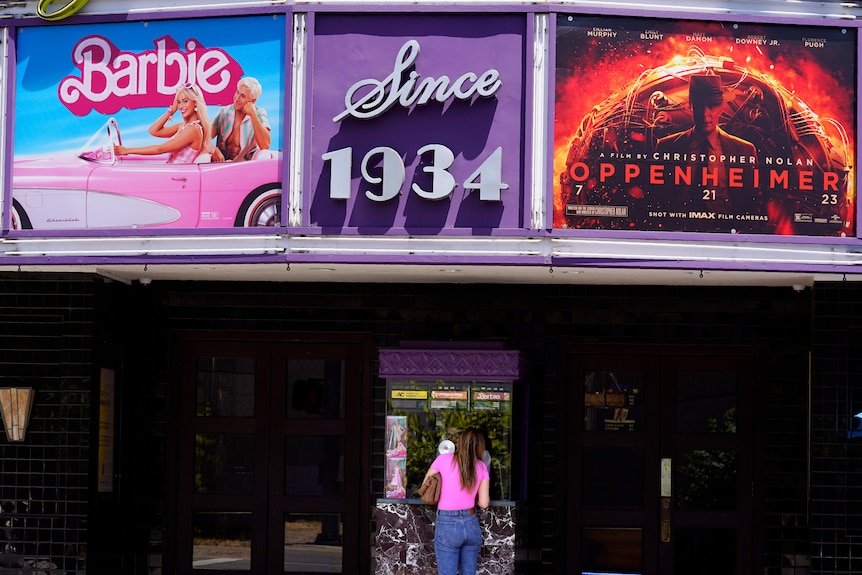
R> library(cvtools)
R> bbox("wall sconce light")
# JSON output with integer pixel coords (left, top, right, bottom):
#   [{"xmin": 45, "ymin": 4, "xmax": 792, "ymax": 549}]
[{"xmin": 0, "ymin": 388, "xmax": 35, "ymax": 442}]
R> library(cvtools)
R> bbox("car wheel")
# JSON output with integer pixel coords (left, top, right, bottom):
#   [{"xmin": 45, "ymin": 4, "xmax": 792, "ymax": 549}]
[
  {"xmin": 11, "ymin": 200, "xmax": 32, "ymax": 230},
  {"xmin": 236, "ymin": 184, "xmax": 282, "ymax": 227}
]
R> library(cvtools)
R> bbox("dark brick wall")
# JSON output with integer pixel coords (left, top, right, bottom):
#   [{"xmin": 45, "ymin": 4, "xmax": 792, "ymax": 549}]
[
  {"xmin": 0, "ymin": 273, "xmax": 95, "ymax": 575},
  {"xmin": 0, "ymin": 275, "xmax": 817, "ymax": 574},
  {"xmin": 86, "ymin": 276, "xmax": 170, "ymax": 575},
  {"xmin": 811, "ymin": 282, "xmax": 862, "ymax": 575},
  {"xmin": 0, "ymin": 273, "xmax": 169, "ymax": 575}
]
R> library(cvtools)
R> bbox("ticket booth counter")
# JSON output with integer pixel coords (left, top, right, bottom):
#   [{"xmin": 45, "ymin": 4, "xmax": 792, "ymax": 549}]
[{"xmin": 374, "ymin": 343, "xmax": 527, "ymax": 575}]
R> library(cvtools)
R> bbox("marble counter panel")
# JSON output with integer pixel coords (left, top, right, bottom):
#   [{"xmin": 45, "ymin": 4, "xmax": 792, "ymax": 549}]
[{"xmin": 374, "ymin": 499, "xmax": 518, "ymax": 575}]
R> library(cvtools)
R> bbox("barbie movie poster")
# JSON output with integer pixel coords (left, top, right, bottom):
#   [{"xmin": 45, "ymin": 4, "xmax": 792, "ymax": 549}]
[
  {"xmin": 385, "ymin": 415, "xmax": 408, "ymax": 499},
  {"xmin": 385, "ymin": 458, "xmax": 407, "ymax": 499},
  {"xmin": 386, "ymin": 415, "xmax": 408, "ymax": 458},
  {"xmin": 554, "ymin": 15, "xmax": 856, "ymax": 236},
  {"xmin": 11, "ymin": 15, "xmax": 285, "ymax": 232}
]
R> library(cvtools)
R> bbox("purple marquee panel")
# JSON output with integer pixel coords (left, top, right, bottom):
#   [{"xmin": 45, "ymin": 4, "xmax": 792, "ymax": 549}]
[{"xmin": 308, "ymin": 13, "xmax": 528, "ymax": 233}]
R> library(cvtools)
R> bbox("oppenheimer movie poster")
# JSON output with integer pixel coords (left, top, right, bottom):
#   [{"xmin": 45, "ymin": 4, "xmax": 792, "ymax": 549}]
[{"xmin": 554, "ymin": 15, "xmax": 856, "ymax": 236}]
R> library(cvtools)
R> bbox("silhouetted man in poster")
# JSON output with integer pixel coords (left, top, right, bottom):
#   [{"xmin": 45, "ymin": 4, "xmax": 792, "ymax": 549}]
[{"xmin": 656, "ymin": 74, "xmax": 758, "ymax": 211}]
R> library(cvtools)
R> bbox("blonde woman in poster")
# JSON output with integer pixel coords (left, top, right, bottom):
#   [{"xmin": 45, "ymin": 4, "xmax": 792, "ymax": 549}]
[
  {"xmin": 115, "ymin": 83, "xmax": 212, "ymax": 164},
  {"xmin": 386, "ymin": 458, "xmax": 407, "ymax": 498}
]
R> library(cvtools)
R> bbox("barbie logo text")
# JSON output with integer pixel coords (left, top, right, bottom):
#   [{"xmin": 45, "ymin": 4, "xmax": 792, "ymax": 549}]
[
  {"xmin": 333, "ymin": 39, "xmax": 501, "ymax": 122},
  {"xmin": 58, "ymin": 35, "xmax": 243, "ymax": 116}
]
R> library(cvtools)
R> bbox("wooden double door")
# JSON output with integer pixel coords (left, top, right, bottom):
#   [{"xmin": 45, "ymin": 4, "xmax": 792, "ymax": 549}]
[
  {"xmin": 169, "ymin": 332, "xmax": 371, "ymax": 575},
  {"xmin": 563, "ymin": 345, "xmax": 759, "ymax": 575}
]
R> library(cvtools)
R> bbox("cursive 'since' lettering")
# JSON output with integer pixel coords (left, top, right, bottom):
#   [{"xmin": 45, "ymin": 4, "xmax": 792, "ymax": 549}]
[{"xmin": 333, "ymin": 39, "xmax": 501, "ymax": 122}]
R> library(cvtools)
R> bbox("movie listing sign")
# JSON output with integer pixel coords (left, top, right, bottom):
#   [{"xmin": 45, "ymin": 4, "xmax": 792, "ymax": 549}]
[
  {"xmin": 12, "ymin": 15, "xmax": 285, "ymax": 232},
  {"xmin": 554, "ymin": 15, "xmax": 856, "ymax": 236},
  {"xmin": 309, "ymin": 14, "xmax": 526, "ymax": 231}
]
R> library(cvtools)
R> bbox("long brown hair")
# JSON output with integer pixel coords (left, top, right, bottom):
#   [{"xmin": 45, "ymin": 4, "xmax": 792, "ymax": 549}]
[{"xmin": 452, "ymin": 428, "xmax": 485, "ymax": 491}]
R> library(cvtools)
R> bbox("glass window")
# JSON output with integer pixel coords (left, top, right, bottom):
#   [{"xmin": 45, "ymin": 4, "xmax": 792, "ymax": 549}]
[
  {"xmin": 192, "ymin": 511, "xmax": 252, "ymax": 571},
  {"xmin": 582, "ymin": 448, "xmax": 644, "ymax": 508},
  {"xmin": 674, "ymin": 528, "xmax": 735, "ymax": 575},
  {"xmin": 284, "ymin": 513, "xmax": 343, "ymax": 573},
  {"xmin": 674, "ymin": 449, "xmax": 737, "ymax": 510},
  {"xmin": 675, "ymin": 372, "xmax": 736, "ymax": 433},
  {"xmin": 196, "ymin": 357, "xmax": 255, "ymax": 417},
  {"xmin": 285, "ymin": 436, "xmax": 344, "ymax": 497},
  {"xmin": 195, "ymin": 433, "xmax": 254, "ymax": 494},
  {"xmin": 582, "ymin": 527, "xmax": 642, "ymax": 574},
  {"xmin": 384, "ymin": 379, "xmax": 515, "ymax": 501},
  {"xmin": 286, "ymin": 360, "xmax": 346, "ymax": 419},
  {"xmin": 584, "ymin": 371, "xmax": 644, "ymax": 432}
]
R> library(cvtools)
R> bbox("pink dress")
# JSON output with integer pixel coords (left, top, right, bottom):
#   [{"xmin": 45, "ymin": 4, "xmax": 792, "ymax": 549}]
[{"xmin": 166, "ymin": 121, "xmax": 203, "ymax": 164}]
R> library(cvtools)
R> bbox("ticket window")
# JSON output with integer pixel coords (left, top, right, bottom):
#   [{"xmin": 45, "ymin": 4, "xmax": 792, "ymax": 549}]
[{"xmin": 379, "ymin": 345, "xmax": 526, "ymax": 503}]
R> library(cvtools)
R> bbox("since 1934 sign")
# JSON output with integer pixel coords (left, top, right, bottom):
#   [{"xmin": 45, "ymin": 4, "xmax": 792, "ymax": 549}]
[{"xmin": 308, "ymin": 13, "xmax": 527, "ymax": 233}]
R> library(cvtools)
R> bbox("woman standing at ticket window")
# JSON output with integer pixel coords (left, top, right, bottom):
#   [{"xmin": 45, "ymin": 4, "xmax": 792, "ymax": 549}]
[{"xmin": 422, "ymin": 428, "xmax": 491, "ymax": 575}]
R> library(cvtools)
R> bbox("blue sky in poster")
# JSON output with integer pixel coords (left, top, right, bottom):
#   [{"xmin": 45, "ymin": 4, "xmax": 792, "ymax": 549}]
[{"xmin": 14, "ymin": 14, "xmax": 285, "ymax": 157}]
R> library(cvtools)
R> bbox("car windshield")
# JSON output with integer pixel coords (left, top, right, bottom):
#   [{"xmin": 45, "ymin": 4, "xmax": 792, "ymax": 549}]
[{"xmin": 78, "ymin": 118, "xmax": 119, "ymax": 163}]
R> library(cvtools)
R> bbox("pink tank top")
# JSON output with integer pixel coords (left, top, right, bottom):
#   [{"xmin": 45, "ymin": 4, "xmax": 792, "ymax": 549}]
[
  {"xmin": 167, "ymin": 121, "xmax": 203, "ymax": 164},
  {"xmin": 430, "ymin": 453, "xmax": 489, "ymax": 510}
]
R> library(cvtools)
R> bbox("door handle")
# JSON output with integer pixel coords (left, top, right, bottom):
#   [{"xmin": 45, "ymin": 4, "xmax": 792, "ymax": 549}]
[{"xmin": 661, "ymin": 458, "xmax": 671, "ymax": 543}]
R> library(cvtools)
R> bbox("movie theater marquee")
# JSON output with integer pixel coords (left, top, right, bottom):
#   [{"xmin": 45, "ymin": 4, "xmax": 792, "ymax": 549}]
[{"xmin": 2, "ymin": 5, "xmax": 859, "ymax": 251}]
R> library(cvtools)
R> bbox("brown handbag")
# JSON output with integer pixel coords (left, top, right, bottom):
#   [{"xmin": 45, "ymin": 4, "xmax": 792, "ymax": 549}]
[{"xmin": 417, "ymin": 474, "xmax": 441, "ymax": 505}]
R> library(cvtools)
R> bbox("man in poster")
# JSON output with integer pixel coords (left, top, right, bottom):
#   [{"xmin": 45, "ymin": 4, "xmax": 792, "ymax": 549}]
[
  {"xmin": 211, "ymin": 76, "xmax": 272, "ymax": 162},
  {"xmin": 656, "ymin": 74, "xmax": 758, "ymax": 211}
]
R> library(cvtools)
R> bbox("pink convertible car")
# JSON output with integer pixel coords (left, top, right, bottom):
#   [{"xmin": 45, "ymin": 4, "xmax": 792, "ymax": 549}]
[{"xmin": 12, "ymin": 118, "xmax": 283, "ymax": 230}]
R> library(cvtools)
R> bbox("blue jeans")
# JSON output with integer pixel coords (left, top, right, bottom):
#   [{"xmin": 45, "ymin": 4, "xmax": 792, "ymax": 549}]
[{"xmin": 434, "ymin": 509, "xmax": 483, "ymax": 575}]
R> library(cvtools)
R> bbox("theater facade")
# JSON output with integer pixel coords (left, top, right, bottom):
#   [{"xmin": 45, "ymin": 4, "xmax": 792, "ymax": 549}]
[{"xmin": 0, "ymin": 1, "xmax": 860, "ymax": 574}]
